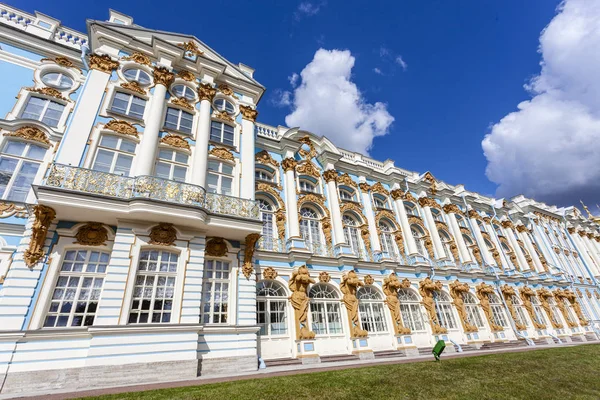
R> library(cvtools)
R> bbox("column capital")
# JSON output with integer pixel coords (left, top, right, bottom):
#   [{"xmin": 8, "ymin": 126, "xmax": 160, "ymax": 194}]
[
  {"xmin": 198, "ymin": 83, "xmax": 216, "ymax": 101},
  {"xmin": 88, "ymin": 53, "xmax": 119, "ymax": 73},
  {"xmin": 282, "ymin": 157, "xmax": 298, "ymax": 172},
  {"xmin": 153, "ymin": 66, "xmax": 175, "ymax": 87},
  {"xmin": 240, "ymin": 105, "xmax": 258, "ymax": 121},
  {"xmin": 442, "ymin": 203, "xmax": 463, "ymax": 216},
  {"xmin": 418, "ymin": 196, "xmax": 440, "ymax": 210},
  {"xmin": 322, "ymin": 169, "xmax": 338, "ymax": 183}
]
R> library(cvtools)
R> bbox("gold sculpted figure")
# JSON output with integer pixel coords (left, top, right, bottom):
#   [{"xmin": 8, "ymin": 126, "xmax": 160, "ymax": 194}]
[
  {"xmin": 288, "ymin": 266, "xmax": 316, "ymax": 340},
  {"xmin": 418, "ymin": 277, "xmax": 447, "ymax": 334},
  {"xmin": 383, "ymin": 273, "xmax": 411, "ymax": 335},
  {"xmin": 341, "ymin": 270, "xmax": 368, "ymax": 338},
  {"xmin": 449, "ymin": 280, "xmax": 478, "ymax": 333}
]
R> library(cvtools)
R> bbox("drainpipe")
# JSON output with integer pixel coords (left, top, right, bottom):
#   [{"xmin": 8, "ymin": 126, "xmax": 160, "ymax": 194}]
[{"xmin": 80, "ymin": 44, "xmax": 90, "ymax": 71}]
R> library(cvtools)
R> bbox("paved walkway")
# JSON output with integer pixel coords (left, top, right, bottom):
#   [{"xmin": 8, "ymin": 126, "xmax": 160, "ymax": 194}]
[{"xmin": 6, "ymin": 341, "xmax": 597, "ymax": 400}]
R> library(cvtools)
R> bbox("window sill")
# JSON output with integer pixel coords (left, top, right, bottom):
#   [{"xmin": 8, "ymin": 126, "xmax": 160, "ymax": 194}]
[
  {"xmin": 106, "ymin": 110, "xmax": 145, "ymax": 125},
  {"xmin": 162, "ymin": 126, "xmax": 193, "ymax": 137},
  {"xmin": 209, "ymin": 140, "xmax": 237, "ymax": 152}
]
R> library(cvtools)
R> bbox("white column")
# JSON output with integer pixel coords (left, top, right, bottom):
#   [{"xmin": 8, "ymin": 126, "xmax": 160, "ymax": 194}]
[
  {"xmin": 56, "ymin": 55, "xmax": 118, "ymax": 166},
  {"xmin": 324, "ymin": 170, "xmax": 345, "ymax": 246},
  {"xmin": 190, "ymin": 84, "xmax": 215, "ymax": 187},
  {"xmin": 469, "ymin": 214, "xmax": 494, "ymax": 265},
  {"xmin": 282, "ymin": 158, "xmax": 300, "ymax": 238},
  {"xmin": 390, "ymin": 190, "xmax": 418, "ymax": 255},
  {"xmin": 420, "ymin": 202, "xmax": 444, "ymax": 259},
  {"xmin": 446, "ymin": 211, "xmax": 471, "ymax": 262},
  {"xmin": 583, "ymin": 235, "xmax": 600, "ymax": 268},
  {"xmin": 133, "ymin": 67, "xmax": 173, "ymax": 176},
  {"xmin": 358, "ymin": 182, "xmax": 381, "ymax": 253},
  {"xmin": 503, "ymin": 223, "xmax": 529, "ymax": 271},
  {"xmin": 518, "ymin": 228, "xmax": 545, "ymax": 273},
  {"xmin": 577, "ymin": 233, "xmax": 600, "ymax": 276},
  {"xmin": 239, "ymin": 106, "xmax": 257, "ymax": 200}
]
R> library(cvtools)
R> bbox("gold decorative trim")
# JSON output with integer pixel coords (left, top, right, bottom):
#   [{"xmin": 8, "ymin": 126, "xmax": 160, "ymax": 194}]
[
  {"xmin": 423, "ymin": 171, "xmax": 437, "ymax": 195},
  {"xmin": 217, "ymin": 84, "xmax": 237, "ymax": 98},
  {"xmin": 501, "ymin": 220, "xmax": 514, "ymax": 229},
  {"xmin": 153, "ymin": 67, "xmax": 175, "ymax": 87},
  {"xmin": 298, "ymin": 136, "xmax": 317, "ymax": 159},
  {"xmin": 297, "ymin": 161, "xmax": 321, "ymax": 178},
  {"xmin": 177, "ymin": 70, "xmax": 196, "ymax": 82},
  {"xmin": 255, "ymin": 150, "xmax": 280, "ymax": 167},
  {"xmin": 476, "ymin": 283, "xmax": 503, "ymax": 332},
  {"xmin": 27, "ymin": 87, "xmax": 68, "ymax": 101},
  {"xmin": 198, "ymin": 83, "xmax": 216, "ymax": 101},
  {"xmin": 149, "ymin": 223, "xmax": 177, "ymax": 246},
  {"xmin": 206, "ymin": 237, "xmax": 228, "ymax": 257},
  {"xmin": 520, "ymin": 286, "xmax": 546, "ymax": 329},
  {"xmin": 359, "ymin": 224, "xmax": 371, "ymax": 254},
  {"xmin": 122, "ymin": 52, "xmax": 151, "ymax": 66},
  {"xmin": 418, "ymin": 196, "xmax": 441, "ymax": 210},
  {"xmin": 242, "ymin": 233, "xmax": 261, "ymax": 279},
  {"xmin": 450, "ymin": 280, "xmax": 478, "ymax": 333},
  {"xmin": 24, "ymin": 205, "xmax": 56, "ymax": 267},
  {"xmin": 213, "ymin": 110, "xmax": 234, "ymax": 123},
  {"xmin": 104, "ymin": 120, "xmax": 138, "ymax": 137},
  {"xmin": 120, "ymin": 81, "xmax": 146, "ymax": 95},
  {"xmin": 467, "ymin": 209, "xmax": 483, "ymax": 221},
  {"xmin": 178, "ymin": 41, "xmax": 204, "ymax": 56},
  {"xmin": 442, "ymin": 203, "xmax": 463, "ymax": 216},
  {"xmin": 209, "ymin": 147, "xmax": 235, "ymax": 161},
  {"xmin": 160, "ymin": 134, "xmax": 190, "ymax": 150},
  {"xmin": 537, "ymin": 288, "xmax": 563, "ymax": 329},
  {"xmin": 281, "ymin": 158, "xmax": 298, "ymax": 172},
  {"xmin": 239, "ymin": 105, "xmax": 258, "ymax": 122},
  {"xmin": 322, "ymin": 169, "xmax": 338, "ymax": 183},
  {"xmin": 383, "ymin": 273, "xmax": 411, "ymax": 335},
  {"xmin": 74, "ymin": 222, "xmax": 108, "ymax": 246},
  {"xmin": 170, "ymin": 97, "xmax": 194, "ymax": 111},
  {"xmin": 262, "ymin": 267, "xmax": 278, "ymax": 280},
  {"xmin": 289, "ymin": 266, "xmax": 316, "ymax": 339},
  {"xmin": 501, "ymin": 285, "xmax": 527, "ymax": 331},
  {"xmin": 564, "ymin": 289, "xmax": 588, "ymax": 326},
  {"xmin": 4, "ymin": 126, "xmax": 50, "ymax": 145},
  {"xmin": 41, "ymin": 56, "xmax": 81, "ymax": 72},
  {"xmin": 89, "ymin": 53, "xmax": 119, "ymax": 73},
  {"xmin": 370, "ymin": 182, "xmax": 389, "ymax": 195},
  {"xmin": 319, "ymin": 271, "xmax": 331, "ymax": 283},
  {"xmin": 363, "ymin": 274, "xmax": 375, "ymax": 285},
  {"xmin": 419, "ymin": 277, "xmax": 447, "ymax": 334},
  {"xmin": 553, "ymin": 289, "xmax": 579, "ymax": 328},
  {"xmin": 337, "ymin": 173, "xmax": 358, "ymax": 188},
  {"xmin": 516, "ymin": 224, "xmax": 528, "ymax": 233},
  {"xmin": 341, "ymin": 270, "xmax": 368, "ymax": 338},
  {"xmin": 340, "ymin": 202, "xmax": 366, "ymax": 220}
]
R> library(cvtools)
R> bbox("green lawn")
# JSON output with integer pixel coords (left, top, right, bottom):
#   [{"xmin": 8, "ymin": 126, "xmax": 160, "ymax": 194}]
[{"xmin": 83, "ymin": 344, "xmax": 600, "ymax": 400}]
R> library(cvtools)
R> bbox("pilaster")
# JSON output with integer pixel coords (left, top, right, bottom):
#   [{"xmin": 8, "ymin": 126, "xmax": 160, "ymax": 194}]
[
  {"xmin": 190, "ymin": 84, "xmax": 216, "ymax": 187},
  {"xmin": 239, "ymin": 105, "xmax": 258, "ymax": 200},
  {"xmin": 391, "ymin": 190, "xmax": 418, "ymax": 255}
]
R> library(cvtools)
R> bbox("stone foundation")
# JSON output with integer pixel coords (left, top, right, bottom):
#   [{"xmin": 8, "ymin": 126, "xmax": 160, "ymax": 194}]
[{"xmin": 198, "ymin": 355, "xmax": 258, "ymax": 376}]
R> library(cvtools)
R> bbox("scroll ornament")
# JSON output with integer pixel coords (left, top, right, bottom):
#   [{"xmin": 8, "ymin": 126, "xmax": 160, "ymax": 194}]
[
  {"xmin": 289, "ymin": 266, "xmax": 316, "ymax": 340},
  {"xmin": 24, "ymin": 205, "xmax": 56, "ymax": 267},
  {"xmin": 341, "ymin": 270, "xmax": 368, "ymax": 338},
  {"xmin": 242, "ymin": 233, "xmax": 261, "ymax": 279}
]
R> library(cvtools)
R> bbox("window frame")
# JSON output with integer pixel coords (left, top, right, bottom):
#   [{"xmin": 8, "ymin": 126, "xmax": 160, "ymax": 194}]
[
  {"xmin": 0, "ymin": 138, "xmax": 49, "ymax": 202},
  {"xmin": 207, "ymin": 158, "xmax": 235, "ymax": 195},
  {"xmin": 256, "ymin": 280, "xmax": 289, "ymax": 336},
  {"xmin": 209, "ymin": 120, "xmax": 235, "ymax": 147},
  {"xmin": 309, "ymin": 283, "xmax": 344, "ymax": 336},
  {"xmin": 397, "ymin": 288, "xmax": 426, "ymax": 332},
  {"xmin": 163, "ymin": 106, "xmax": 195, "ymax": 134},
  {"xmin": 357, "ymin": 286, "xmax": 388, "ymax": 333},
  {"xmin": 91, "ymin": 133, "xmax": 138, "ymax": 176},
  {"xmin": 201, "ymin": 258, "xmax": 233, "ymax": 325},
  {"xmin": 154, "ymin": 147, "xmax": 190, "ymax": 182},
  {"xmin": 19, "ymin": 95, "xmax": 67, "ymax": 128},
  {"xmin": 108, "ymin": 90, "xmax": 147, "ymax": 121}
]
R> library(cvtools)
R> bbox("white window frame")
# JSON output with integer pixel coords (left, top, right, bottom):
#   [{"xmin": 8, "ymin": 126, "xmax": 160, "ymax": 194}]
[
  {"xmin": 357, "ymin": 286, "xmax": 387, "ymax": 333},
  {"xmin": 309, "ymin": 284, "xmax": 343, "ymax": 336},
  {"xmin": 109, "ymin": 90, "xmax": 147, "ymax": 120},
  {"xmin": 397, "ymin": 288, "xmax": 426, "ymax": 332},
  {"xmin": 201, "ymin": 258, "xmax": 233, "ymax": 324},
  {"xmin": 155, "ymin": 147, "xmax": 189, "ymax": 182},
  {"xmin": 209, "ymin": 120, "xmax": 235, "ymax": 147},
  {"xmin": 19, "ymin": 95, "xmax": 66, "ymax": 128},
  {"xmin": 434, "ymin": 291, "xmax": 458, "ymax": 330},
  {"xmin": 256, "ymin": 279, "xmax": 289, "ymax": 336},
  {"xmin": 163, "ymin": 106, "xmax": 194, "ymax": 134},
  {"xmin": 91, "ymin": 134, "xmax": 138, "ymax": 176},
  {"xmin": 207, "ymin": 158, "xmax": 235, "ymax": 195},
  {"xmin": 0, "ymin": 138, "xmax": 49, "ymax": 202}
]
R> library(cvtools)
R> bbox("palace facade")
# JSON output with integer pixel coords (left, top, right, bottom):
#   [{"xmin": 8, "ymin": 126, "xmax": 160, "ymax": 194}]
[{"xmin": 0, "ymin": 4, "xmax": 598, "ymax": 396}]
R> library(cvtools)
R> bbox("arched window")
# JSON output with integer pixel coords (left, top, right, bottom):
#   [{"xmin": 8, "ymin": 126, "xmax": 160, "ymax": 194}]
[
  {"xmin": 255, "ymin": 167, "xmax": 275, "ymax": 183},
  {"xmin": 123, "ymin": 68, "xmax": 152, "ymax": 86},
  {"xmin": 433, "ymin": 290, "xmax": 457, "ymax": 329},
  {"xmin": 463, "ymin": 292, "xmax": 485, "ymax": 328},
  {"xmin": 0, "ymin": 139, "xmax": 47, "ymax": 202},
  {"xmin": 339, "ymin": 188, "xmax": 356, "ymax": 202},
  {"xmin": 397, "ymin": 288, "xmax": 425, "ymax": 331},
  {"xmin": 299, "ymin": 178, "xmax": 317, "ymax": 193},
  {"xmin": 256, "ymin": 280, "xmax": 288, "ymax": 336},
  {"xmin": 373, "ymin": 194, "xmax": 389, "ymax": 209},
  {"xmin": 511, "ymin": 295, "xmax": 529, "ymax": 328},
  {"xmin": 405, "ymin": 202, "xmax": 418, "ymax": 216},
  {"xmin": 431, "ymin": 209, "xmax": 444, "ymax": 222},
  {"xmin": 300, "ymin": 206, "xmax": 322, "ymax": 252},
  {"xmin": 43, "ymin": 249, "xmax": 109, "ymax": 328},
  {"xmin": 342, "ymin": 213, "xmax": 362, "ymax": 255},
  {"xmin": 485, "ymin": 240, "xmax": 495, "ymax": 251},
  {"xmin": 438, "ymin": 230, "xmax": 453, "ymax": 260},
  {"xmin": 357, "ymin": 286, "xmax": 387, "ymax": 333},
  {"xmin": 411, "ymin": 225, "xmax": 426, "ymax": 256},
  {"xmin": 309, "ymin": 284, "xmax": 342, "ymax": 335},
  {"xmin": 456, "ymin": 215, "xmax": 468, "ymax": 228},
  {"xmin": 129, "ymin": 250, "xmax": 179, "ymax": 324},
  {"xmin": 258, "ymin": 198, "xmax": 276, "ymax": 249},
  {"xmin": 489, "ymin": 292, "xmax": 509, "ymax": 327},
  {"xmin": 530, "ymin": 296, "xmax": 547, "ymax": 327},
  {"xmin": 379, "ymin": 220, "xmax": 398, "ymax": 258}
]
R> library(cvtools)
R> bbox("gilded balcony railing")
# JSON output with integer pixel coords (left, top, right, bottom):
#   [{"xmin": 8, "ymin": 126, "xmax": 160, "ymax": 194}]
[
  {"xmin": 257, "ymin": 236, "xmax": 285, "ymax": 252},
  {"xmin": 43, "ymin": 163, "xmax": 260, "ymax": 220}
]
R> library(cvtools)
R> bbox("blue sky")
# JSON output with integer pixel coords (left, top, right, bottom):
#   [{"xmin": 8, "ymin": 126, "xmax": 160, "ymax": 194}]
[{"xmin": 15, "ymin": 0, "xmax": 600, "ymax": 209}]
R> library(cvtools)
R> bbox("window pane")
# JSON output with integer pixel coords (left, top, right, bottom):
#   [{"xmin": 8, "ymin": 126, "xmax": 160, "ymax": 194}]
[
  {"xmin": 4, "ymin": 141, "xmax": 27, "ymax": 156},
  {"xmin": 114, "ymin": 154, "xmax": 133, "ymax": 176},
  {"xmin": 0, "ymin": 157, "xmax": 18, "ymax": 196},
  {"xmin": 6, "ymin": 161, "xmax": 39, "ymax": 201},
  {"xmin": 119, "ymin": 139, "xmax": 137, "ymax": 153},
  {"xmin": 173, "ymin": 166, "xmax": 187, "ymax": 182},
  {"xmin": 221, "ymin": 177, "xmax": 232, "ymax": 195},
  {"xmin": 175, "ymin": 152, "xmax": 188, "ymax": 163},
  {"xmin": 129, "ymin": 96, "xmax": 146, "ymax": 119},
  {"xmin": 155, "ymin": 162, "xmax": 171, "ymax": 179},
  {"xmin": 92, "ymin": 149, "xmax": 114, "ymax": 172},
  {"xmin": 111, "ymin": 92, "xmax": 130, "ymax": 114},
  {"xmin": 21, "ymin": 97, "xmax": 46, "ymax": 121},
  {"xmin": 100, "ymin": 135, "xmax": 119, "ymax": 149},
  {"xmin": 210, "ymin": 121, "xmax": 222, "ymax": 142},
  {"xmin": 26, "ymin": 144, "xmax": 46, "ymax": 160},
  {"xmin": 221, "ymin": 163, "xmax": 233, "ymax": 175}
]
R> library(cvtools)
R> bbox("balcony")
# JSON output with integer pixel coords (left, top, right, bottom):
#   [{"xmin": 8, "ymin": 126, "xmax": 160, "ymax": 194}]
[
  {"xmin": 36, "ymin": 163, "xmax": 262, "ymax": 238},
  {"xmin": 257, "ymin": 236, "xmax": 286, "ymax": 252}
]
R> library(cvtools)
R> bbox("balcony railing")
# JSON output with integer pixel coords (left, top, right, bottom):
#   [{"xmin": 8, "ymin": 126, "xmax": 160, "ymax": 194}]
[
  {"xmin": 257, "ymin": 236, "xmax": 285, "ymax": 252},
  {"xmin": 43, "ymin": 163, "xmax": 260, "ymax": 220}
]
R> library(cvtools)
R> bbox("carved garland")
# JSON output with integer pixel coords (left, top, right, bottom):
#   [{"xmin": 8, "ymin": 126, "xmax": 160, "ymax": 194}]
[
  {"xmin": 88, "ymin": 53, "xmax": 119, "ymax": 73},
  {"xmin": 170, "ymin": 97, "xmax": 194, "ymax": 111},
  {"xmin": 105, "ymin": 120, "xmax": 138, "ymax": 137},
  {"xmin": 28, "ymin": 85, "xmax": 71, "ymax": 101},
  {"xmin": 24, "ymin": 205, "xmax": 56, "ymax": 267},
  {"xmin": 209, "ymin": 147, "xmax": 235, "ymax": 161},
  {"xmin": 337, "ymin": 173, "xmax": 358, "ymax": 188},
  {"xmin": 370, "ymin": 182, "xmax": 389, "ymax": 195},
  {"xmin": 255, "ymin": 150, "xmax": 280, "ymax": 168},
  {"xmin": 213, "ymin": 110, "xmax": 234, "ymax": 123},
  {"xmin": 296, "ymin": 160, "xmax": 321, "ymax": 178},
  {"xmin": 4, "ymin": 126, "xmax": 50, "ymax": 145},
  {"xmin": 177, "ymin": 70, "xmax": 196, "ymax": 82},
  {"xmin": 74, "ymin": 223, "xmax": 108, "ymax": 246},
  {"xmin": 160, "ymin": 134, "xmax": 190, "ymax": 150},
  {"xmin": 41, "ymin": 56, "xmax": 81, "ymax": 71}
]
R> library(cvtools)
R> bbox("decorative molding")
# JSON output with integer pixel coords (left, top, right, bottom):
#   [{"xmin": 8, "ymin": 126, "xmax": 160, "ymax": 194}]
[
  {"xmin": 209, "ymin": 147, "xmax": 235, "ymax": 161},
  {"xmin": 239, "ymin": 105, "xmax": 258, "ymax": 122},
  {"xmin": 340, "ymin": 201, "xmax": 366, "ymax": 219},
  {"xmin": 298, "ymin": 136, "xmax": 317, "ymax": 159},
  {"xmin": 178, "ymin": 41, "xmax": 204, "ymax": 56},
  {"xmin": 383, "ymin": 273, "xmax": 411, "ymax": 335},
  {"xmin": 442, "ymin": 203, "xmax": 463, "ymax": 216},
  {"xmin": 419, "ymin": 277, "xmax": 447, "ymax": 334},
  {"xmin": 322, "ymin": 169, "xmax": 338, "ymax": 183},
  {"xmin": 74, "ymin": 222, "xmax": 108, "ymax": 246},
  {"xmin": 262, "ymin": 267, "xmax": 278, "ymax": 280},
  {"xmin": 515, "ymin": 224, "xmax": 527, "ymax": 233},
  {"xmin": 0, "ymin": 202, "xmax": 27, "ymax": 218},
  {"xmin": 318, "ymin": 271, "xmax": 331, "ymax": 283},
  {"xmin": 242, "ymin": 233, "xmax": 261, "ymax": 279},
  {"xmin": 467, "ymin": 209, "xmax": 483, "ymax": 221},
  {"xmin": 153, "ymin": 67, "xmax": 175, "ymax": 87},
  {"xmin": 563, "ymin": 289, "xmax": 588, "ymax": 326},
  {"xmin": 24, "ymin": 205, "xmax": 55, "ymax": 267},
  {"xmin": 198, "ymin": 83, "xmax": 217, "ymax": 101},
  {"xmin": 120, "ymin": 81, "xmax": 147, "ymax": 95},
  {"xmin": 104, "ymin": 120, "xmax": 138, "ymax": 137},
  {"xmin": 423, "ymin": 172, "xmax": 437, "ymax": 195},
  {"xmin": 121, "ymin": 52, "xmax": 151, "ymax": 66},
  {"xmin": 341, "ymin": 271, "xmax": 368, "ymax": 338},
  {"xmin": 363, "ymin": 274, "xmax": 375, "ymax": 285},
  {"xmin": 449, "ymin": 280, "xmax": 478, "ymax": 333},
  {"xmin": 27, "ymin": 87, "xmax": 68, "ymax": 101},
  {"xmin": 501, "ymin": 220, "xmax": 514, "ymax": 229},
  {"xmin": 537, "ymin": 288, "xmax": 563, "ymax": 329},
  {"xmin": 213, "ymin": 110, "xmax": 234, "ymax": 123},
  {"xmin": 370, "ymin": 182, "xmax": 389, "ymax": 195},
  {"xmin": 520, "ymin": 286, "xmax": 546, "ymax": 329},
  {"xmin": 170, "ymin": 96, "xmax": 194, "ymax": 111},
  {"xmin": 88, "ymin": 53, "xmax": 119, "ymax": 73},
  {"xmin": 476, "ymin": 283, "xmax": 503, "ymax": 332},
  {"xmin": 289, "ymin": 266, "xmax": 316, "ymax": 339},
  {"xmin": 337, "ymin": 173, "xmax": 358, "ymax": 188},
  {"xmin": 359, "ymin": 182, "xmax": 371, "ymax": 192},
  {"xmin": 553, "ymin": 289, "xmax": 579, "ymax": 328},
  {"xmin": 149, "ymin": 223, "xmax": 177, "ymax": 246},
  {"xmin": 160, "ymin": 134, "xmax": 190, "ymax": 150},
  {"xmin": 500, "ymin": 285, "xmax": 527, "ymax": 331},
  {"xmin": 359, "ymin": 224, "xmax": 371, "ymax": 255},
  {"xmin": 177, "ymin": 70, "xmax": 196, "ymax": 82},
  {"xmin": 206, "ymin": 237, "xmax": 228, "ymax": 257},
  {"xmin": 255, "ymin": 150, "xmax": 280, "ymax": 167},
  {"xmin": 281, "ymin": 157, "xmax": 298, "ymax": 172},
  {"xmin": 4, "ymin": 126, "xmax": 50, "ymax": 145},
  {"xmin": 41, "ymin": 56, "xmax": 80, "ymax": 71},
  {"xmin": 217, "ymin": 84, "xmax": 237, "ymax": 98},
  {"xmin": 296, "ymin": 160, "xmax": 320, "ymax": 178},
  {"xmin": 418, "ymin": 196, "xmax": 441, "ymax": 210}
]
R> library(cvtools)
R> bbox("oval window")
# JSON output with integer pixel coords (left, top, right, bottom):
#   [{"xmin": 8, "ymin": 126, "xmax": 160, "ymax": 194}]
[
  {"xmin": 123, "ymin": 68, "xmax": 152, "ymax": 86},
  {"xmin": 172, "ymin": 84, "xmax": 196, "ymax": 101},
  {"xmin": 213, "ymin": 98, "xmax": 235, "ymax": 114},
  {"xmin": 41, "ymin": 72, "xmax": 74, "ymax": 90}
]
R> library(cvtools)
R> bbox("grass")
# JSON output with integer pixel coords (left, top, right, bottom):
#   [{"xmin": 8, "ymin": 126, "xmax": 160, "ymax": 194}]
[{"xmin": 83, "ymin": 344, "xmax": 600, "ymax": 400}]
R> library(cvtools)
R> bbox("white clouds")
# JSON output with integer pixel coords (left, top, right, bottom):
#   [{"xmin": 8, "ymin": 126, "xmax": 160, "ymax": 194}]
[
  {"xmin": 482, "ymin": 0, "xmax": 600, "ymax": 206},
  {"xmin": 288, "ymin": 73, "xmax": 299, "ymax": 87},
  {"xmin": 373, "ymin": 67, "xmax": 383, "ymax": 75},
  {"xmin": 294, "ymin": 2, "xmax": 325, "ymax": 20},
  {"xmin": 284, "ymin": 49, "xmax": 394, "ymax": 154},
  {"xmin": 270, "ymin": 89, "xmax": 293, "ymax": 107},
  {"xmin": 395, "ymin": 55, "xmax": 408, "ymax": 71},
  {"xmin": 374, "ymin": 46, "xmax": 407, "ymax": 75}
]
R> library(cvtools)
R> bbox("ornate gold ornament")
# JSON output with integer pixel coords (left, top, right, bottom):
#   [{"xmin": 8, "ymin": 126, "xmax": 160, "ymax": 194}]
[
  {"xmin": 242, "ymin": 233, "xmax": 261, "ymax": 279},
  {"xmin": 363, "ymin": 275, "xmax": 375, "ymax": 285},
  {"xmin": 275, "ymin": 209, "xmax": 286, "ymax": 241},
  {"xmin": 322, "ymin": 169, "xmax": 338, "ymax": 183},
  {"xmin": 104, "ymin": 120, "xmax": 138, "ymax": 137},
  {"xmin": 160, "ymin": 134, "xmax": 190, "ymax": 150},
  {"xmin": 500, "ymin": 285, "xmax": 527, "ymax": 331},
  {"xmin": 341, "ymin": 270, "xmax": 368, "ymax": 338},
  {"xmin": 0, "ymin": 202, "xmax": 26, "ymax": 218},
  {"xmin": 153, "ymin": 67, "xmax": 175, "ymax": 87},
  {"xmin": 567, "ymin": 227, "xmax": 575, "ymax": 234},
  {"xmin": 149, "ymin": 223, "xmax": 177, "ymax": 246},
  {"xmin": 239, "ymin": 105, "xmax": 258, "ymax": 122},
  {"xmin": 27, "ymin": 87, "xmax": 68, "ymax": 101},
  {"xmin": 255, "ymin": 150, "xmax": 280, "ymax": 167},
  {"xmin": 217, "ymin": 84, "xmax": 238, "ymax": 98},
  {"xmin": 499, "ymin": 236, "xmax": 520, "ymax": 271},
  {"xmin": 393, "ymin": 230, "xmax": 406, "ymax": 254},
  {"xmin": 0, "ymin": 202, "xmax": 15, "ymax": 214},
  {"xmin": 520, "ymin": 286, "xmax": 546, "ymax": 329},
  {"xmin": 4, "ymin": 126, "xmax": 50, "ymax": 145},
  {"xmin": 122, "ymin": 52, "xmax": 151, "ymax": 66},
  {"xmin": 418, "ymin": 197, "xmax": 441, "ymax": 210},
  {"xmin": 24, "ymin": 205, "xmax": 56, "ymax": 267},
  {"xmin": 359, "ymin": 224, "xmax": 372, "ymax": 255},
  {"xmin": 206, "ymin": 237, "xmax": 228, "ymax": 257},
  {"xmin": 516, "ymin": 224, "xmax": 528, "ymax": 233},
  {"xmin": 564, "ymin": 289, "xmax": 588, "ymax": 326},
  {"xmin": 483, "ymin": 216, "xmax": 492, "ymax": 224},
  {"xmin": 178, "ymin": 41, "xmax": 204, "ymax": 56},
  {"xmin": 170, "ymin": 96, "xmax": 194, "ymax": 111},
  {"xmin": 198, "ymin": 83, "xmax": 216, "ymax": 101},
  {"xmin": 467, "ymin": 209, "xmax": 483, "ymax": 221},
  {"xmin": 281, "ymin": 157, "xmax": 298, "ymax": 172},
  {"xmin": 296, "ymin": 160, "xmax": 321, "ymax": 178},
  {"xmin": 298, "ymin": 136, "xmax": 317, "ymax": 159},
  {"xmin": 120, "ymin": 81, "xmax": 147, "ymax": 95},
  {"xmin": 337, "ymin": 173, "xmax": 358, "ymax": 188},
  {"xmin": 41, "ymin": 56, "xmax": 79, "ymax": 70},
  {"xmin": 423, "ymin": 172, "xmax": 437, "ymax": 195},
  {"xmin": 319, "ymin": 271, "xmax": 331, "ymax": 283},
  {"xmin": 553, "ymin": 289, "xmax": 579, "ymax": 328},
  {"xmin": 262, "ymin": 267, "xmax": 278, "ymax": 280},
  {"xmin": 407, "ymin": 216, "xmax": 435, "ymax": 259},
  {"xmin": 289, "ymin": 266, "xmax": 316, "ymax": 340},
  {"xmin": 476, "ymin": 283, "xmax": 503, "ymax": 332},
  {"xmin": 537, "ymin": 288, "xmax": 563, "ymax": 329},
  {"xmin": 491, "ymin": 249, "xmax": 502, "ymax": 269},
  {"xmin": 340, "ymin": 201, "xmax": 366, "ymax": 219},
  {"xmin": 213, "ymin": 110, "xmax": 234, "ymax": 123},
  {"xmin": 390, "ymin": 189, "xmax": 403, "ymax": 200},
  {"xmin": 419, "ymin": 277, "xmax": 447, "ymax": 334},
  {"xmin": 449, "ymin": 280, "xmax": 478, "ymax": 333},
  {"xmin": 209, "ymin": 147, "xmax": 235, "ymax": 161},
  {"xmin": 442, "ymin": 203, "xmax": 464, "ymax": 216},
  {"xmin": 501, "ymin": 220, "xmax": 514, "ymax": 229},
  {"xmin": 577, "ymin": 230, "xmax": 586, "ymax": 238},
  {"xmin": 359, "ymin": 182, "xmax": 371, "ymax": 192},
  {"xmin": 403, "ymin": 191, "xmax": 417, "ymax": 202},
  {"xmin": 74, "ymin": 222, "xmax": 108, "ymax": 246},
  {"xmin": 383, "ymin": 273, "xmax": 411, "ymax": 335},
  {"xmin": 88, "ymin": 53, "xmax": 119, "ymax": 73},
  {"xmin": 177, "ymin": 70, "xmax": 196, "ymax": 82},
  {"xmin": 370, "ymin": 182, "xmax": 389, "ymax": 195}
]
